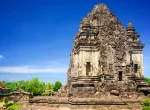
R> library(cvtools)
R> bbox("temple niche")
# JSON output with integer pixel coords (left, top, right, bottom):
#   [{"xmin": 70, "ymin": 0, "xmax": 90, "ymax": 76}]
[{"xmin": 64, "ymin": 3, "xmax": 149, "ymax": 98}]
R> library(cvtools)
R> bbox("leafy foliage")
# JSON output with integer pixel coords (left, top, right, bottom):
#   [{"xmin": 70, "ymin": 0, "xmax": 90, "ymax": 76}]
[
  {"xmin": 0, "ymin": 80, "xmax": 26, "ymax": 91},
  {"xmin": 46, "ymin": 82, "xmax": 53, "ymax": 90},
  {"xmin": 4, "ymin": 102, "xmax": 13, "ymax": 108},
  {"xmin": 3, "ymin": 97, "xmax": 8, "ymax": 103},
  {"xmin": 143, "ymin": 98, "xmax": 150, "ymax": 110},
  {"xmin": 143, "ymin": 98, "xmax": 150, "ymax": 106},
  {"xmin": 26, "ymin": 78, "xmax": 45, "ymax": 95},
  {"xmin": 142, "ymin": 106, "xmax": 150, "ymax": 110},
  {"xmin": 42, "ymin": 92, "xmax": 49, "ymax": 96},
  {"xmin": 144, "ymin": 78, "xmax": 150, "ymax": 84},
  {"xmin": 53, "ymin": 81, "xmax": 62, "ymax": 92},
  {"xmin": 0, "ymin": 78, "xmax": 62, "ymax": 96}
]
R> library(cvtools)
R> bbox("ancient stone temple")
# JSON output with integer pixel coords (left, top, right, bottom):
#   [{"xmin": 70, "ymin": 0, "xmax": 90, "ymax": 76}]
[
  {"xmin": 29, "ymin": 3, "xmax": 150, "ymax": 110},
  {"xmin": 64, "ymin": 3, "xmax": 150, "ymax": 98}
]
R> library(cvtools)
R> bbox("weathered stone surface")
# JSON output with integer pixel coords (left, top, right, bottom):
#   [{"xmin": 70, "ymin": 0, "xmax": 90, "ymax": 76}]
[
  {"xmin": 30, "ymin": 96, "xmax": 68, "ymax": 104},
  {"xmin": 21, "ymin": 103, "xmax": 142, "ymax": 110}
]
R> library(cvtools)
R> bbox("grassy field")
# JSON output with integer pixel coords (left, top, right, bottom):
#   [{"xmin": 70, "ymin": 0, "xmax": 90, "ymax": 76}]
[{"xmin": 8, "ymin": 104, "xmax": 22, "ymax": 110}]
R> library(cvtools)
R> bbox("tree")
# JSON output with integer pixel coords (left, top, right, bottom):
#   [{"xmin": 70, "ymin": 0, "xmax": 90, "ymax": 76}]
[
  {"xmin": 29, "ymin": 78, "xmax": 42, "ymax": 95},
  {"xmin": 53, "ymin": 81, "xmax": 62, "ymax": 92},
  {"xmin": 26, "ymin": 77, "xmax": 46, "ymax": 96},
  {"xmin": 1, "ymin": 78, "xmax": 63, "ymax": 96},
  {"xmin": 46, "ymin": 82, "xmax": 53, "ymax": 90},
  {"xmin": 40, "ymin": 82, "xmax": 46, "ymax": 93},
  {"xmin": 2, "ymin": 80, "xmax": 26, "ymax": 91},
  {"xmin": 144, "ymin": 78, "xmax": 150, "ymax": 84},
  {"xmin": 23, "ymin": 81, "xmax": 32, "ymax": 92},
  {"xmin": 44, "ymin": 83, "xmax": 55, "ymax": 96}
]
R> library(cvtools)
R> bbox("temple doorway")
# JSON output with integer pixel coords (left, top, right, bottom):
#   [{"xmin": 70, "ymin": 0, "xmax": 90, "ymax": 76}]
[
  {"xmin": 134, "ymin": 64, "xmax": 138, "ymax": 73},
  {"xmin": 86, "ymin": 62, "xmax": 91, "ymax": 76},
  {"xmin": 119, "ymin": 71, "xmax": 123, "ymax": 81}
]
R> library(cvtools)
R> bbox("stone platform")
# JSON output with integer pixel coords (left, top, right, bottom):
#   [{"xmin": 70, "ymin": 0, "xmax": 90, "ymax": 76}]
[
  {"xmin": 25, "ymin": 96, "xmax": 143, "ymax": 110},
  {"xmin": 22, "ymin": 104, "xmax": 142, "ymax": 110}
]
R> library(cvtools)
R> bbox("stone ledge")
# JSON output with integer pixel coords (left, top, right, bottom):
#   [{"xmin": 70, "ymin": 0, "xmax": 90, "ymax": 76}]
[
  {"xmin": 70, "ymin": 98, "xmax": 142, "ymax": 105},
  {"xmin": 30, "ymin": 96, "xmax": 143, "ymax": 105}
]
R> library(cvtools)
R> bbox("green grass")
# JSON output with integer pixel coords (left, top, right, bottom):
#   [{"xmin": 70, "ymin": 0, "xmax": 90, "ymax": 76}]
[{"xmin": 8, "ymin": 104, "xmax": 22, "ymax": 110}]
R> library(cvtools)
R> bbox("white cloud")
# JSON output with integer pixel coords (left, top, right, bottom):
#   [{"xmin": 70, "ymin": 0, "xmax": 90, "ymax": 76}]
[
  {"xmin": 0, "ymin": 55, "xmax": 4, "ymax": 59},
  {"xmin": 0, "ymin": 65, "xmax": 68, "ymax": 74},
  {"xmin": 0, "ymin": 57, "xmax": 69, "ymax": 74}
]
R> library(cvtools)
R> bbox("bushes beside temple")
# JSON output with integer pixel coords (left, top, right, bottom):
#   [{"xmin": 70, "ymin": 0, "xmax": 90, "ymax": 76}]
[
  {"xmin": 143, "ymin": 98, "xmax": 150, "ymax": 110},
  {"xmin": 144, "ymin": 78, "xmax": 150, "ymax": 84},
  {"xmin": 0, "ymin": 77, "xmax": 62, "ymax": 96}
]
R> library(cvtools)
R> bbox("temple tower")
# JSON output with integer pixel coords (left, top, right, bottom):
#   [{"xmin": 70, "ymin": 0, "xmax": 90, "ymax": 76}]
[
  {"xmin": 64, "ymin": 3, "xmax": 147, "ymax": 98},
  {"xmin": 126, "ymin": 22, "xmax": 144, "ymax": 77}
]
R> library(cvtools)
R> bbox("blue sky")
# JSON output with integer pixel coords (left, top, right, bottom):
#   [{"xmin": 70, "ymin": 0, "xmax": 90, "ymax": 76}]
[{"xmin": 0, "ymin": 0, "xmax": 150, "ymax": 83}]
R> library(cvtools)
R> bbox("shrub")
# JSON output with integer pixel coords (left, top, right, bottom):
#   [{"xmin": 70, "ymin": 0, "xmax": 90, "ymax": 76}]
[
  {"xmin": 142, "ymin": 106, "xmax": 150, "ymax": 110},
  {"xmin": 8, "ymin": 108, "xmax": 15, "ymax": 110},
  {"xmin": 144, "ymin": 78, "xmax": 150, "ymax": 84},
  {"xmin": 4, "ymin": 102, "xmax": 13, "ymax": 108},
  {"xmin": 143, "ymin": 98, "xmax": 150, "ymax": 106},
  {"xmin": 53, "ymin": 81, "xmax": 62, "ymax": 92},
  {"xmin": 42, "ymin": 92, "xmax": 48, "ymax": 96},
  {"xmin": 3, "ymin": 97, "xmax": 8, "ymax": 103}
]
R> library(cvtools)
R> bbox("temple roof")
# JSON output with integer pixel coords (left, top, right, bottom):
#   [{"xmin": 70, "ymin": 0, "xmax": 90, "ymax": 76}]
[
  {"xmin": 92, "ymin": 3, "xmax": 109, "ymax": 13},
  {"xmin": 79, "ymin": 3, "xmax": 123, "ymax": 27}
]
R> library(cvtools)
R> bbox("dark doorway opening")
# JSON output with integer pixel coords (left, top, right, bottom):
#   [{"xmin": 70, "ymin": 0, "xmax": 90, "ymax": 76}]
[
  {"xmin": 86, "ymin": 62, "xmax": 91, "ymax": 76},
  {"xmin": 118, "ymin": 71, "xmax": 123, "ymax": 81},
  {"xmin": 134, "ymin": 64, "xmax": 138, "ymax": 73},
  {"xmin": 142, "ymin": 90, "xmax": 148, "ymax": 96}
]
